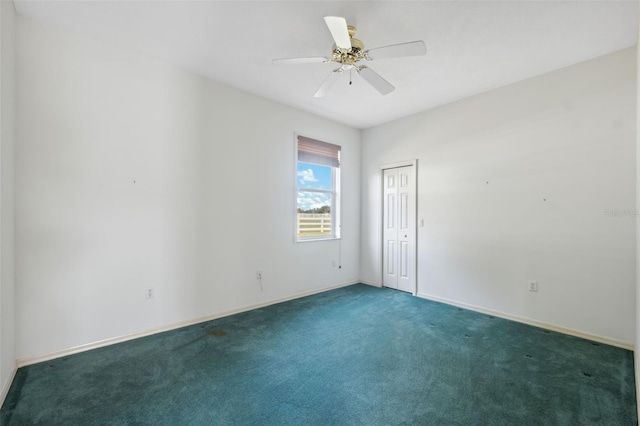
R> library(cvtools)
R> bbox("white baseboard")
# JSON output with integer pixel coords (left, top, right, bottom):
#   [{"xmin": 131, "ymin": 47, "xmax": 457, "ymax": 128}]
[
  {"xmin": 417, "ymin": 292, "xmax": 634, "ymax": 351},
  {"xmin": 0, "ymin": 363, "xmax": 17, "ymax": 409},
  {"xmin": 17, "ymin": 280, "xmax": 359, "ymax": 368},
  {"xmin": 19, "ymin": 282, "xmax": 630, "ymax": 369}
]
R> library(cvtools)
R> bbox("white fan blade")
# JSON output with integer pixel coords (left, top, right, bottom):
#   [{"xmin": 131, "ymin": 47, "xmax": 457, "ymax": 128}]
[
  {"xmin": 272, "ymin": 57, "xmax": 329, "ymax": 65},
  {"xmin": 314, "ymin": 70, "xmax": 342, "ymax": 98},
  {"xmin": 324, "ymin": 16, "xmax": 351, "ymax": 50},
  {"xmin": 366, "ymin": 40, "xmax": 426, "ymax": 60},
  {"xmin": 358, "ymin": 67, "xmax": 394, "ymax": 95}
]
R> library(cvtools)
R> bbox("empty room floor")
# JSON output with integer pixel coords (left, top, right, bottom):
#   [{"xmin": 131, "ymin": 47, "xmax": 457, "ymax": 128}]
[{"xmin": 1, "ymin": 284, "xmax": 636, "ymax": 425}]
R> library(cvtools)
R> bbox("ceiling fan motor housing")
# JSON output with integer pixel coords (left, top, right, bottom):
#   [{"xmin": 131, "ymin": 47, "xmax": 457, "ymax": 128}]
[{"xmin": 332, "ymin": 26, "xmax": 366, "ymax": 65}]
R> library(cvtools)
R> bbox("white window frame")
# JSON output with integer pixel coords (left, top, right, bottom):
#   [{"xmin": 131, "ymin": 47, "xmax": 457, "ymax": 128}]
[{"xmin": 295, "ymin": 134, "xmax": 341, "ymax": 242}]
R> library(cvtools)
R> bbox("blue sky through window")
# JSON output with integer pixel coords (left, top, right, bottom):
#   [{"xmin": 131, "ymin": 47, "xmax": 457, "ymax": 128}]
[
  {"xmin": 297, "ymin": 162, "xmax": 332, "ymax": 190},
  {"xmin": 297, "ymin": 162, "xmax": 332, "ymax": 212}
]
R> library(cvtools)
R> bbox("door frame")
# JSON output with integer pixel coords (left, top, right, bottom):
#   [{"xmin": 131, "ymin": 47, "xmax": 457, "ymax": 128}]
[{"xmin": 379, "ymin": 159, "xmax": 418, "ymax": 296}]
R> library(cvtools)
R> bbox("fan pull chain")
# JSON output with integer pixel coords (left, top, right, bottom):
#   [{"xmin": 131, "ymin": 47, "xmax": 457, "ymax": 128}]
[{"xmin": 349, "ymin": 68, "xmax": 352, "ymax": 85}]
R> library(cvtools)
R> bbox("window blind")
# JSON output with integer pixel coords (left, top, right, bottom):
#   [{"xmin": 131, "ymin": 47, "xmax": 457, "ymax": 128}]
[{"xmin": 297, "ymin": 135, "xmax": 341, "ymax": 167}]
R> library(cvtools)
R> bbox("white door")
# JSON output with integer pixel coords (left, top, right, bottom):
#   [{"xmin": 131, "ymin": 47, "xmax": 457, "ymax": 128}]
[{"xmin": 382, "ymin": 166, "xmax": 416, "ymax": 293}]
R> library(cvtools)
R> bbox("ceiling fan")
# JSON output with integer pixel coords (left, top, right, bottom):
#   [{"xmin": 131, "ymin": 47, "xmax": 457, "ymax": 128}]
[{"xmin": 273, "ymin": 16, "xmax": 426, "ymax": 97}]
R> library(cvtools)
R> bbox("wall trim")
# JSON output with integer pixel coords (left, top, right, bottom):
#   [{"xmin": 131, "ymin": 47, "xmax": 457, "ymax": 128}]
[
  {"xmin": 17, "ymin": 281, "xmax": 359, "ymax": 367},
  {"xmin": 417, "ymin": 292, "xmax": 634, "ymax": 351},
  {"xmin": 16, "ymin": 282, "xmax": 631, "ymax": 369},
  {"xmin": 0, "ymin": 363, "xmax": 17, "ymax": 408}
]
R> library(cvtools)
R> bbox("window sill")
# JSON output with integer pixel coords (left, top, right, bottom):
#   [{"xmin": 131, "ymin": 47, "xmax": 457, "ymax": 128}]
[{"xmin": 296, "ymin": 236, "xmax": 341, "ymax": 243}]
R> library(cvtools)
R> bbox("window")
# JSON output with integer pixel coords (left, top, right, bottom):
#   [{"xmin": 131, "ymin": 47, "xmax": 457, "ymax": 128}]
[{"xmin": 296, "ymin": 135, "xmax": 341, "ymax": 241}]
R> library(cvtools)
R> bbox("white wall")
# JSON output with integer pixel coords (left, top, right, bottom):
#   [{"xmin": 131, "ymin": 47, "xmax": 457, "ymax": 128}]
[
  {"xmin": 362, "ymin": 48, "xmax": 637, "ymax": 345},
  {"xmin": 15, "ymin": 17, "xmax": 360, "ymax": 361},
  {"xmin": 0, "ymin": 0, "xmax": 16, "ymax": 404},
  {"xmin": 9, "ymin": 6, "xmax": 637, "ymax": 368}
]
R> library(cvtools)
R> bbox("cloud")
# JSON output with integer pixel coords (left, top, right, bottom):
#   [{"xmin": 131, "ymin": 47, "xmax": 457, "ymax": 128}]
[
  {"xmin": 297, "ymin": 191, "xmax": 331, "ymax": 211},
  {"xmin": 297, "ymin": 169, "xmax": 319, "ymax": 185}
]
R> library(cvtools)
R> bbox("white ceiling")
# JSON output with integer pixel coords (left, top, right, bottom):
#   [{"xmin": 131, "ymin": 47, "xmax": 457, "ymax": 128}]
[{"xmin": 13, "ymin": 0, "xmax": 639, "ymax": 129}]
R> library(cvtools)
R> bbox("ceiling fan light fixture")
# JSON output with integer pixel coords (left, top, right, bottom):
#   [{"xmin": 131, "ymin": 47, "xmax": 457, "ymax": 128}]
[{"xmin": 274, "ymin": 16, "xmax": 426, "ymax": 97}]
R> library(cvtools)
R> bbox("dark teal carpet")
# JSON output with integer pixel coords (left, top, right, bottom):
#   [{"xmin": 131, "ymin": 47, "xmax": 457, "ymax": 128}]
[{"xmin": 1, "ymin": 284, "xmax": 636, "ymax": 425}]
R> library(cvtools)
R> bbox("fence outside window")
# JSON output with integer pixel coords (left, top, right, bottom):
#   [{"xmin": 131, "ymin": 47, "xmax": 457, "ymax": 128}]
[{"xmin": 297, "ymin": 213, "xmax": 331, "ymax": 237}]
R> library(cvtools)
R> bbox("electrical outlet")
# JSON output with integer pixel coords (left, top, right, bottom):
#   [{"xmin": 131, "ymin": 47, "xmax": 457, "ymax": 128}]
[
  {"xmin": 528, "ymin": 281, "xmax": 538, "ymax": 292},
  {"xmin": 146, "ymin": 287, "xmax": 154, "ymax": 299},
  {"xmin": 256, "ymin": 271, "xmax": 262, "ymax": 280}
]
